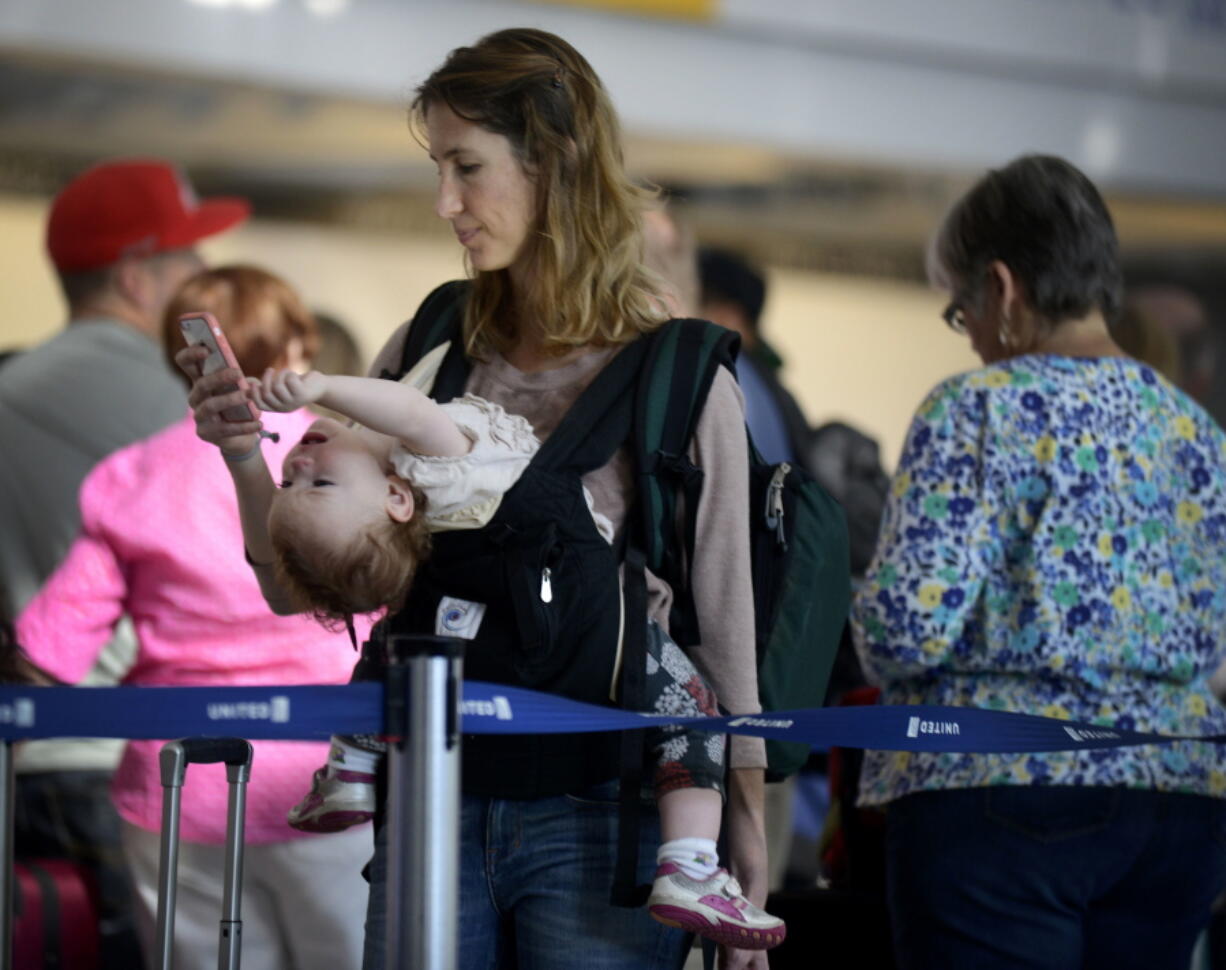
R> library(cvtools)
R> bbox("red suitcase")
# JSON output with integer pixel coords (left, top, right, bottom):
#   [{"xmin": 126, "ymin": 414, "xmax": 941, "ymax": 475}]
[{"xmin": 12, "ymin": 858, "xmax": 101, "ymax": 970}]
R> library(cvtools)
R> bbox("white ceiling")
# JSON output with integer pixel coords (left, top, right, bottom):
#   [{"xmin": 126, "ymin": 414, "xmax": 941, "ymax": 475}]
[{"xmin": 2, "ymin": 0, "xmax": 1225, "ymax": 277}]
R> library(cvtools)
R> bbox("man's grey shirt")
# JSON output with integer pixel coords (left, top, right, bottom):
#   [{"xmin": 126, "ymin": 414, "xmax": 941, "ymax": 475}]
[{"xmin": 0, "ymin": 319, "xmax": 186, "ymax": 618}]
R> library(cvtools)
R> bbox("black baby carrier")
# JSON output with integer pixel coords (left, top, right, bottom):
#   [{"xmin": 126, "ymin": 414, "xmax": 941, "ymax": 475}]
[{"xmin": 384, "ymin": 282, "xmax": 647, "ymax": 797}]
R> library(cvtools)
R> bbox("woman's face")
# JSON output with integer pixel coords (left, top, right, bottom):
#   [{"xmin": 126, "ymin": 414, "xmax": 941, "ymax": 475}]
[
  {"xmin": 946, "ymin": 261, "xmax": 1033, "ymax": 365},
  {"xmin": 426, "ymin": 104, "xmax": 537, "ymax": 277}
]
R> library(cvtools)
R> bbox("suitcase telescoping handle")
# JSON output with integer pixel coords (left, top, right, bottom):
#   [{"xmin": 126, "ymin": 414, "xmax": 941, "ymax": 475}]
[
  {"xmin": 155, "ymin": 738, "xmax": 253, "ymax": 970},
  {"xmin": 164, "ymin": 738, "xmax": 253, "ymax": 775}
]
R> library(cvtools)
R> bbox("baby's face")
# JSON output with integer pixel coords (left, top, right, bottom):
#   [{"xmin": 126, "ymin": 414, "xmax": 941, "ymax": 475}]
[{"xmin": 270, "ymin": 418, "xmax": 396, "ymax": 552}]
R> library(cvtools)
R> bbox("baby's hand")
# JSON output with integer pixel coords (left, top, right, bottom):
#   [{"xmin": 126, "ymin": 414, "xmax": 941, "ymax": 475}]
[{"xmin": 248, "ymin": 369, "xmax": 329, "ymax": 413}]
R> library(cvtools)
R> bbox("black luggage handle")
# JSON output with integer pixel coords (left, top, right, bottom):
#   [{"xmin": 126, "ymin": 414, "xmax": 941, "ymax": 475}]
[
  {"xmin": 160, "ymin": 738, "xmax": 252, "ymax": 788},
  {"xmin": 178, "ymin": 737, "xmax": 252, "ymax": 767}
]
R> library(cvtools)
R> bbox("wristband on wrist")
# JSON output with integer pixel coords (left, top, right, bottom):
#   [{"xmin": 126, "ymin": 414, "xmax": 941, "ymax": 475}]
[{"xmin": 222, "ymin": 441, "xmax": 262, "ymax": 463}]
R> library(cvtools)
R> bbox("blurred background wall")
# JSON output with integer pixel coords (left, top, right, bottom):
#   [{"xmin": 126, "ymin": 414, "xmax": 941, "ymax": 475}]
[{"xmin": 2, "ymin": 0, "xmax": 1225, "ymax": 466}]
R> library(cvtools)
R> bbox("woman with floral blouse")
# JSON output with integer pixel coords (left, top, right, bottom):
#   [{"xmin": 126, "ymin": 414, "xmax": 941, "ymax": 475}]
[{"xmin": 853, "ymin": 154, "xmax": 1226, "ymax": 970}]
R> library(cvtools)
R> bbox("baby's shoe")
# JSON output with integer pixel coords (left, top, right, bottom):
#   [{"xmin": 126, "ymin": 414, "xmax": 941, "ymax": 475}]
[
  {"xmin": 647, "ymin": 865, "xmax": 786, "ymax": 950},
  {"xmin": 287, "ymin": 763, "xmax": 375, "ymax": 833}
]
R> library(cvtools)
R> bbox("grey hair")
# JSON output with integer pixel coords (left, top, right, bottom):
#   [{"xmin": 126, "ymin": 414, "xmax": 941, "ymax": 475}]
[{"xmin": 927, "ymin": 154, "xmax": 1123, "ymax": 326}]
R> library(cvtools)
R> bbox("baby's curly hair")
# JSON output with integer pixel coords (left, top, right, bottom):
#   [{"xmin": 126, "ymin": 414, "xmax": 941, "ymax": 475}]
[{"xmin": 269, "ymin": 482, "xmax": 432, "ymax": 626}]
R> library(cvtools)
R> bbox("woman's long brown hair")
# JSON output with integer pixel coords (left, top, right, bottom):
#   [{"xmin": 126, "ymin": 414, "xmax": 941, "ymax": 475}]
[{"xmin": 413, "ymin": 27, "xmax": 667, "ymax": 359}]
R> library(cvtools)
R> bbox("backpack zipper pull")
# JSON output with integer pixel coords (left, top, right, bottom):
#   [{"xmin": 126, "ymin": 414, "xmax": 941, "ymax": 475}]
[
  {"xmin": 540, "ymin": 566, "xmax": 554, "ymax": 603},
  {"xmin": 765, "ymin": 463, "xmax": 790, "ymax": 550}
]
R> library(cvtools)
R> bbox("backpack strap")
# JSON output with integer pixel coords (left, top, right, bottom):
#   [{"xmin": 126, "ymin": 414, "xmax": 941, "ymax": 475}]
[
  {"xmin": 633, "ymin": 319, "xmax": 740, "ymax": 642},
  {"xmin": 608, "ymin": 320, "xmax": 739, "ymax": 909}
]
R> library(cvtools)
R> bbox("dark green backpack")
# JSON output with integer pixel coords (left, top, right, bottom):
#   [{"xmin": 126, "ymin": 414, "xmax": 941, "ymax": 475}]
[{"xmin": 631, "ymin": 319, "xmax": 851, "ymax": 780}]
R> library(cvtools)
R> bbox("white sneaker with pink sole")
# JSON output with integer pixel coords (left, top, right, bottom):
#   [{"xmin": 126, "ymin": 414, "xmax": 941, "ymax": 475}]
[{"xmin": 647, "ymin": 864, "xmax": 786, "ymax": 950}]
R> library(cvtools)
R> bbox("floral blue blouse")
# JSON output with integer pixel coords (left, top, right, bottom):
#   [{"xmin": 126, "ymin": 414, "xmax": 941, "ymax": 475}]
[{"xmin": 853, "ymin": 354, "xmax": 1226, "ymax": 806}]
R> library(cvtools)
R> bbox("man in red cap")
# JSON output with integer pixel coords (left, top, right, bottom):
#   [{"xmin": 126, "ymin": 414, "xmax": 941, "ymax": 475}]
[
  {"xmin": 2, "ymin": 158, "xmax": 249, "ymax": 613},
  {"xmin": 0, "ymin": 158, "xmax": 248, "ymax": 967}
]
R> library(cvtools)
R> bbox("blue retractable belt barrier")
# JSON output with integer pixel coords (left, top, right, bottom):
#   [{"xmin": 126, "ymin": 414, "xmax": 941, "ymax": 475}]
[{"xmin": 0, "ymin": 682, "xmax": 1222, "ymax": 754}]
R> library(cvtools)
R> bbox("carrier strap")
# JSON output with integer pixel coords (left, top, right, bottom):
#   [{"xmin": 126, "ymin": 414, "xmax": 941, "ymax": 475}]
[
  {"xmin": 529, "ymin": 336, "xmax": 653, "ymax": 475},
  {"xmin": 611, "ymin": 546, "xmax": 650, "ymax": 908},
  {"xmin": 632, "ymin": 320, "xmax": 740, "ymax": 647},
  {"xmin": 384, "ymin": 279, "xmax": 656, "ymax": 476}
]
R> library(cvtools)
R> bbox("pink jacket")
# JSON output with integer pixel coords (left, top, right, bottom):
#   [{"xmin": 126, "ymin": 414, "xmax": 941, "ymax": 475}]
[{"xmin": 17, "ymin": 411, "xmax": 370, "ymax": 844}]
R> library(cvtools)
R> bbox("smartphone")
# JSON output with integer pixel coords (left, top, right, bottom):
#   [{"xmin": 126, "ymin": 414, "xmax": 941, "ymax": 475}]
[{"xmin": 178, "ymin": 312, "xmax": 260, "ymax": 423}]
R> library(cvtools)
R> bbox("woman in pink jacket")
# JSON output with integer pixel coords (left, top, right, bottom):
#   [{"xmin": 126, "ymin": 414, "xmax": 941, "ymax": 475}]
[{"xmin": 17, "ymin": 266, "xmax": 373, "ymax": 970}]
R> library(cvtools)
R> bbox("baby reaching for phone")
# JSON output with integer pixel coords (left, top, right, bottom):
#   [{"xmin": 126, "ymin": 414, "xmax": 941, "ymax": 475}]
[{"xmin": 246, "ymin": 367, "xmax": 786, "ymax": 950}]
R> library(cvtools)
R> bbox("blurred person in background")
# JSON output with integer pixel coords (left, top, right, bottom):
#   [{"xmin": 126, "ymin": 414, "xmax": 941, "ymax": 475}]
[
  {"xmin": 16, "ymin": 265, "xmax": 373, "ymax": 970},
  {"xmin": 0, "ymin": 157, "xmax": 247, "ymax": 967},
  {"xmin": 1111, "ymin": 297, "xmax": 1182, "ymax": 386},
  {"xmin": 179, "ymin": 28, "xmax": 768, "ymax": 970},
  {"xmin": 1126, "ymin": 284, "xmax": 1216, "ymax": 406},
  {"xmin": 698, "ymin": 247, "xmax": 811, "ymax": 470},
  {"xmin": 311, "ymin": 310, "xmax": 367, "ymax": 378},
  {"xmin": 309, "ymin": 310, "xmax": 368, "ymax": 424},
  {"xmin": 641, "ymin": 205, "xmax": 700, "ymax": 318},
  {"xmin": 695, "ymin": 245, "xmax": 890, "ymax": 582},
  {"xmin": 854, "ymin": 154, "xmax": 1226, "ymax": 970},
  {"xmin": 0, "ymin": 158, "xmax": 247, "ymax": 614}
]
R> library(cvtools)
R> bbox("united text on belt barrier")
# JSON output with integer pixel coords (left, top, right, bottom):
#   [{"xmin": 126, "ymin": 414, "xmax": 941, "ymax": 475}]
[{"xmin": 0, "ymin": 682, "xmax": 1221, "ymax": 753}]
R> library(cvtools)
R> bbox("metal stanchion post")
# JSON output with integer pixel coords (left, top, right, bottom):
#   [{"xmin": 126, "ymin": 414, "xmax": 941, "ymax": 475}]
[
  {"xmin": 384, "ymin": 635, "xmax": 464, "ymax": 970},
  {"xmin": 0, "ymin": 741, "xmax": 13, "ymax": 970}
]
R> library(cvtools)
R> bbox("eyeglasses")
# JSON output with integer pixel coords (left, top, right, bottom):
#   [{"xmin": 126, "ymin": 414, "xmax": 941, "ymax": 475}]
[{"xmin": 942, "ymin": 301, "xmax": 967, "ymax": 335}]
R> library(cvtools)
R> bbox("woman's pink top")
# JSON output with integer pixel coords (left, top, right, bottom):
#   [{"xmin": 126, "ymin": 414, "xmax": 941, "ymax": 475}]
[{"xmin": 17, "ymin": 410, "xmax": 370, "ymax": 844}]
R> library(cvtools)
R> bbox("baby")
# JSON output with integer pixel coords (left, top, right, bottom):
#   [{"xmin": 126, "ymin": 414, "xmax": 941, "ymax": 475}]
[{"xmin": 249, "ymin": 366, "xmax": 786, "ymax": 950}]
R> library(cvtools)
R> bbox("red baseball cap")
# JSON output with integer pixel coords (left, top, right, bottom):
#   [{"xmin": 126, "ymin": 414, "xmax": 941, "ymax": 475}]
[{"xmin": 46, "ymin": 158, "xmax": 250, "ymax": 273}]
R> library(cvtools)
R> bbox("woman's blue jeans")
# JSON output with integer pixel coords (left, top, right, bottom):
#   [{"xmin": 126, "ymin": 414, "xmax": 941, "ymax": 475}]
[
  {"xmin": 885, "ymin": 786, "xmax": 1226, "ymax": 970},
  {"xmin": 362, "ymin": 778, "xmax": 690, "ymax": 970}
]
